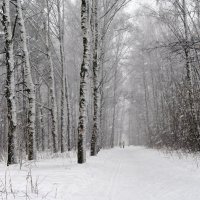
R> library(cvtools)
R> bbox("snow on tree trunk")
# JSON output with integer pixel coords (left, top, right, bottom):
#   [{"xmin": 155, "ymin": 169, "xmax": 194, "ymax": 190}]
[
  {"xmin": 77, "ymin": 0, "xmax": 90, "ymax": 164},
  {"xmin": 16, "ymin": 0, "xmax": 36, "ymax": 160},
  {"xmin": 46, "ymin": 37, "xmax": 59, "ymax": 154},
  {"xmin": 91, "ymin": 0, "xmax": 99, "ymax": 156},
  {"xmin": 36, "ymin": 76, "xmax": 45, "ymax": 151},
  {"xmin": 2, "ymin": 0, "xmax": 17, "ymax": 165}
]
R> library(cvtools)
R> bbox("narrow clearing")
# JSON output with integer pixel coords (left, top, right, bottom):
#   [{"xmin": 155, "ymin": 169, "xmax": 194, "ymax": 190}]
[{"xmin": 0, "ymin": 147, "xmax": 200, "ymax": 200}]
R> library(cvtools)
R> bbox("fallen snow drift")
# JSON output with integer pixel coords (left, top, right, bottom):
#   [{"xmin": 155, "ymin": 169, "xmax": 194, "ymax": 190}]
[{"xmin": 0, "ymin": 147, "xmax": 200, "ymax": 200}]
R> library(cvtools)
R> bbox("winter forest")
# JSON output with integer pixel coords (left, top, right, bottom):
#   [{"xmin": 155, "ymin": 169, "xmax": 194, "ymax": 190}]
[{"xmin": 1, "ymin": 0, "xmax": 200, "ymax": 199}]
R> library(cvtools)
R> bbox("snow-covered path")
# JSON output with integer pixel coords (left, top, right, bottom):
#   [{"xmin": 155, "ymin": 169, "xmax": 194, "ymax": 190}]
[{"xmin": 1, "ymin": 147, "xmax": 200, "ymax": 200}]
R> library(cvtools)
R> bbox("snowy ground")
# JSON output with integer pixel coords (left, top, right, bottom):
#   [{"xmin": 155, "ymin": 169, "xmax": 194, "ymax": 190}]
[{"xmin": 0, "ymin": 147, "xmax": 200, "ymax": 200}]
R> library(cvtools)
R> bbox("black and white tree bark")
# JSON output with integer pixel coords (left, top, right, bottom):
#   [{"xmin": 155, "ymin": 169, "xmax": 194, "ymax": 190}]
[
  {"xmin": 2, "ymin": 0, "xmax": 17, "ymax": 165},
  {"xmin": 90, "ymin": 0, "xmax": 99, "ymax": 156},
  {"xmin": 17, "ymin": 0, "xmax": 36, "ymax": 160},
  {"xmin": 77, "ymin": 0, "xmax": 90, "ymax": 164}
]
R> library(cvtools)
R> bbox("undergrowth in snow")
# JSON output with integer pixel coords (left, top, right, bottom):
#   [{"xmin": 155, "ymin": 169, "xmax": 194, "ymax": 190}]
[{"xmin": 0, "ymin": 147, "xmax": 200, "ymax": 200}]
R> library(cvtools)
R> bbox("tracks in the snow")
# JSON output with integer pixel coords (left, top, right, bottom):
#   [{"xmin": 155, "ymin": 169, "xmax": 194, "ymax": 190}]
[{"xmin": 106, "ymin": 158, "xmax": 122, "ymax": 200}]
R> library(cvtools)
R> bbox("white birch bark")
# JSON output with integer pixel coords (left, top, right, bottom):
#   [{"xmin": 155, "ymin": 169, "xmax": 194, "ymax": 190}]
[
  {"xmin": 91, "ymin": 0, "xmax": 99, "ymax": 156},
  {"xmin": 16, "ymin": 0, "xmax": 36, "ymax": 160},
  {"xmin": 78, "ymin": 0, "xmax": 90, "ymax": 164},
  {"xmin": 2, "ymin": 0, "xmax": 17, "ymax": 165},
  {"xmin": 46, "ymin": 40, "xmax": 59, "ymax": 153}
]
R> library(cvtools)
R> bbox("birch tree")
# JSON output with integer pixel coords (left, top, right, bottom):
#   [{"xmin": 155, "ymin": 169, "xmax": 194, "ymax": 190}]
[
  {"xmin": 57, "ymin": 0, "xmax": 72, "ymax": 152},
  {"xmin": 2, "ymin": 0, "xmax": 17, "ymax": 165},
  {"xmin": 16, "ymin": 0, "xmax": 36, "ymax": 160},
  {"xmin": 90, "ymin": 0, "xmax": 99, "ymax": 156},
  {"xmin": 57, "ymin": 0, "xmax": 66, "ymax": 153},
  {"xmin": 45, "ymin": 0, "xmax": 58, "ymax": 153},
  {"xmin": 77, "ymin": 0, "xmax": 90, "ymax": 164}
]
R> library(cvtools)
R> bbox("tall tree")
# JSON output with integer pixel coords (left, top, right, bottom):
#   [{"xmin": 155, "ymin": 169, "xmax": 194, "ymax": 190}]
[
  {"xmin": 45, "ymin": 0, "xmax": 59, "ymax": 153},
  {"xmin": 16, "ymin": 0, "xmax": 36, "ymax": 160},
  {"xmin": 2, "ymin": 0, "xmax": 17, "ymax": 165},
  {"xmin": 90, "ymin": 0, "xmax": 99, "ymax": 156},
  {"xmin": 57, "ymin": 0, "xmax": 66, "ymax": 153},
  {"xmin": 77, "ymin": 0, "xmax": 90, "ymax": 164}
]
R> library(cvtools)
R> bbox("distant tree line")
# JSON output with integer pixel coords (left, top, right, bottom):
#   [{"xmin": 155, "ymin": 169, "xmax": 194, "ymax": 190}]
[{"xmin": 128, "ymin": 0, "xmax": 200, "ymax": 153}]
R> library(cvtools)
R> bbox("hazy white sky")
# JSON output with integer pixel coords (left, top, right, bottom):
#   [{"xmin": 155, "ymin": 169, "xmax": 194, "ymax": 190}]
[
  {"xmin": 126, "ymin": 0, "xmax": 156, "ymax": 13},
  {"xmin": 70, "ymin": 0, "xmax": 155, "ymax": 10}
]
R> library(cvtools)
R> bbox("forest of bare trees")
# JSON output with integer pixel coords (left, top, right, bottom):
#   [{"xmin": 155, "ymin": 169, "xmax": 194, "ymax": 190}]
[
  {"xmin": 129, "ymin": 0, "xmax": 200, "ymax": 153},
  {"xmin": 1, "ymin": 0, "xmax": 200, "ymax": 167}
]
